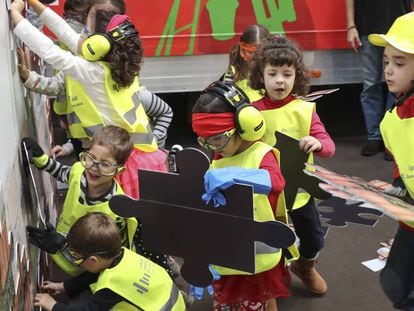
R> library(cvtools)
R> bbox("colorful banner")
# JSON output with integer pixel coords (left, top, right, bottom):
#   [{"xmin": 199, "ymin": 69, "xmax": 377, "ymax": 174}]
[{"xmin": 51, "ymin": 0, "xmax": 349, "ymax": 57}]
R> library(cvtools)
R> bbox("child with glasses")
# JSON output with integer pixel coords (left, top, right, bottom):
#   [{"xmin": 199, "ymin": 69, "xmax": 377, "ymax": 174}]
[
  {"xmin": 192, "ymin": 81, "xmax": 292, "ymax": 311},
  {"xmin": 249, "ymin": 35, "xmax": 335, "ymax": 295},
  {"xmin": 34, "ymin": 212, "xmax": 186, "ymax": 311},
  {"xmin": 23, "ymin": 125, "xmax": 170, "ymax": 277}
]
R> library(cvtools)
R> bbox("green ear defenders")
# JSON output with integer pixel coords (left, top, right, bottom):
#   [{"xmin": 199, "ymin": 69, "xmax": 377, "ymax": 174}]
[
  {"xmin": 81, "ymin": 21, "xmax": 138, "ymax": 61},
  {"xmin": 202, "ymin": 81, "xmax": 266, "ymax": 141}
]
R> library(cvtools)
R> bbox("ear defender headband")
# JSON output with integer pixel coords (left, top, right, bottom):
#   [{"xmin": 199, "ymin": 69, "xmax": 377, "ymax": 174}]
[
  {"xmin": 82, "ymin": 20, "xmax": 138, "ymax": 61},
  {"xmin": 202, "ymin": 81, "xmax": 266, "ymax": 141}
]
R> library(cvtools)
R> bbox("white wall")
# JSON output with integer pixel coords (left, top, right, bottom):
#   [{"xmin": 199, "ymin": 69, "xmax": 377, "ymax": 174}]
[{"xmin": 0, "ymin": 1, "xmax": 57, "ymax": 308}]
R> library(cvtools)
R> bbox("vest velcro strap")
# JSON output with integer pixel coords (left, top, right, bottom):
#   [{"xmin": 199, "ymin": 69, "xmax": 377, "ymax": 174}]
[{"xmin": 130, "ymin": 132, "xmax": 154, "ymax": 145}]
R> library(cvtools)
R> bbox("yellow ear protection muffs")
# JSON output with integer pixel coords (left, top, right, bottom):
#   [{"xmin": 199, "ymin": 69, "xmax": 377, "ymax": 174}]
[
  {"xmin": 202, "ymin": 81, "xmax": 266, "ymax": 141},
  {"xmin": 81, "ymin": 21, "xmax": 138, "ymax": 61}
]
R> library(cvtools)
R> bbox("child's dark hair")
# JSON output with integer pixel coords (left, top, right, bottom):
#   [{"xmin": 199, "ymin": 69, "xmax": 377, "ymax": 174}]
[
  {"xmin": 228, "ymin": 24, "xmax": 270, "ymax": 81},
  {"xmin": 68, "ymin": 212, "xmax": 121, "ymax": 259},
  {"xmin": 91, "ymin": 125, "xmax": 133, "ymax": 165},
  {"xmin": 192, "ymin": 92, "xmax": 234, "ymax": 114},
  {"xmin": 83, "ymin": 0, "xmax": 139, "ymax": 90},
  {"xmin": 250, "ymin": 36, "xmax": 310, "ymax": 96},
  {"xmin": 106, "ymin": 30, "xmax": 143, "ymax": 90},
  {"xmin": 84, "ymin": 0, "xmax": 126, "ymax": 27}
]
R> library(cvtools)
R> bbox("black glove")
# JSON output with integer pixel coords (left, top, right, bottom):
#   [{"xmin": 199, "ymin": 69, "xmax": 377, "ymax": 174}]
[
  {"xmin": 22, "ymin": 137, "xmax": 45, "ymax": 157},
  {"xmin": 26, "ymin": 223, "xmax": 67, "ymax": 254},
  {"xmin": 21, "ymin": 137, "xmax": 49, "ymax": 169}
]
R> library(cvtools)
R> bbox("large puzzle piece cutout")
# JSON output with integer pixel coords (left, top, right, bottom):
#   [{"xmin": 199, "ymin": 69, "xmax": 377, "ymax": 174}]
[
  {"xmin": 275, "ymin": 131, "xmax": 331, "ymax": 211},
  {"xmin": 110, "ymin": 148, "xmax": 295, "ymax": 287},
  {"xmin": 318, "ymin": 197, "xmax": 383, "ymax": 227}
]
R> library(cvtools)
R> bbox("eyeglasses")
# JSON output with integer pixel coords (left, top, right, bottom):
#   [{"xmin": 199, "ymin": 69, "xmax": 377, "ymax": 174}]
[
  {"xmin": 79, "ymin": 152, "xmax": 120, "ymax": 176},
  {"xmin": 197, "ymin": 129, "xmax": 236, "ymax": 151},
  {"xmin": 68, "ymin": 249, "xmax": 109, "ymax": 266}
]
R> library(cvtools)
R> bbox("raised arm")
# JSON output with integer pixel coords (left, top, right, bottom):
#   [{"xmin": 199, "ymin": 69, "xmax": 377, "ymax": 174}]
[
  {"xmin": 18, "ymin": 47, "xmax": 66, "ymax": 96},
  {"xmin": 26, "ymin": 0, "xmax": 80, "ymax": 54}
]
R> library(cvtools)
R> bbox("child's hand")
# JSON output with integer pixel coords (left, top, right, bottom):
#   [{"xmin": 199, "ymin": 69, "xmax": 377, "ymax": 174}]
[
  {"xmin": 52, "ymin": 145, "xmax": 69, "ymax": 157},
  {"xmin": 299, "ymin": 136, "xmax": 322, "ymax": 154},
  {"xmin": 17, "ymin": 47, "xmax": 29, "ymax": 82},
  {"xmin": 11, "ymin": 0, "xmax": 25, "ymax": 14},
  {"xmin": 41, "ymin": 281, "xmax": 65, "ymax": 295},
  {"xmin": 34, "ymin": 293, "xmax": 57, "ymax": 310}
]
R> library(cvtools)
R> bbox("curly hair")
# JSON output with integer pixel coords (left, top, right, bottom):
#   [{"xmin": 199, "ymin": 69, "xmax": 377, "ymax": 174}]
[
  {"xmin": 228, "ymin": 24, "xmax": 270, "ymax": 82},
  {"xmin": 105, "ymin": 32, "xmax": 143, "ymax": 90},
  {"xmin": 249, "ymin": 36, "xmax": 310, "ymax": 96}
]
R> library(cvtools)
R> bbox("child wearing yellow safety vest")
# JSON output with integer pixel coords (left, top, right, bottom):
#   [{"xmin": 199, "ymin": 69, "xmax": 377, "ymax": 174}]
[
  {"xmin": 250, "ymin": 36, "xmax": 336, "ymax": 295},
  {"xmin": 192, "ymin": 81, "xmax": 292, "ymax": 311},
  {"xmin": 23, "ymin": 126, "xmax": 170, "ymax": 278},
  {"xmin": 223, "ymin": 24, "xmax": 270, "ymax": 103},
  {"xmin": 34, "ymin": 212, "xmax": 185, "ymax": 311},
  {"xmin": 368, "ymin": 12, "xmax": 414, "ymax": 310},
  {"xmin": 11, "ymin": 0, "xmax": 170, "ymax": 200}
]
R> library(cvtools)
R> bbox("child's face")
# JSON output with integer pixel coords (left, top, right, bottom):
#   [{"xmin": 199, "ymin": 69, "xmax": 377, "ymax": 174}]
[
  {"xmin": 384, "ymin": 45, "xmax": 414, "ymax": 94},
  {"xmin": 82, "ymin": 144, "xmax": 119, "ymax": 189},
  {"xmin": 263, "ymin": 64, "xmax": 296, "ymax": 101},
  {"xmin": 204, "ymin": 132, "xmax": 243, "ymax": 158}
]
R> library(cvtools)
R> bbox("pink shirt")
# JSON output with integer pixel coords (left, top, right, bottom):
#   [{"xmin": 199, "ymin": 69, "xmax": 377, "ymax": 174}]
[{"xmin": 254, "ymin": 95, "xmax": 335, "ymax": 158}]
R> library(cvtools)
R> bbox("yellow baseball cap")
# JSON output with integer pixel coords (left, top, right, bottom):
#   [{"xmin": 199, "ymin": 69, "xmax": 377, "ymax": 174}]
[{"xmin": 369, "ymin": 12, "xmax": 414, "ymax": 54}]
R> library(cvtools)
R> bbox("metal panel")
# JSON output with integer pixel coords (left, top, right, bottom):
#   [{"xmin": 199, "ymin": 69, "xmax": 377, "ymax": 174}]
[{"xmin": 140, "ymin": 50, "xmax": 363, "ymax": 94}]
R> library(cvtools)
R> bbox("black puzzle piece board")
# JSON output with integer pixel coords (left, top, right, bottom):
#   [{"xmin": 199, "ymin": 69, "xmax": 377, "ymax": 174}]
[
  {"xmin": 139, "ymin": 148, "xmax": 252, "ymax": 218},
  {"xmin": 275, "ymin": 131, "xmax": 330, "ymax": 210},
  {"xmin": 318, "ymin": 197, "xmax": 383, "ymax": 227},
  {"xmin": 110, "ymin": 195, "xmax": 295, "ymax": 286}
]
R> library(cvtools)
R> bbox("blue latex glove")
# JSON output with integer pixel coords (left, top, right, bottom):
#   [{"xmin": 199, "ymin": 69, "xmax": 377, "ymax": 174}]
[
  {"xmin": 202, "ymin": 167, "xmax": 272, "ymax": 207},
  {"xmin": 209, "ymin": 264, "xmax": 221, "ymax": 281},
  {"xmin": 189, "ymin": 284, "xmax": 214, "ymax": 300},
  {"xmin": 189, "ymin": 265, "xmax": 221, "ymax": 300}
]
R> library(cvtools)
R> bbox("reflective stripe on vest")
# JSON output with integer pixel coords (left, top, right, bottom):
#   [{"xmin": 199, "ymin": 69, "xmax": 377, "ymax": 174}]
[
  {"xmin": 65, "ymin": 63, "xmax": 157, "ymax": 151},
  {"xmin": 380, "ymin": 108, "xmax": 414, "ymax": 229},
  {"xmin": 210, "ymin": 141, "xmax": 287, "ymax": 275},
  {"xmin": 52, "ymin": 163, "xmax": 138, "ymax": 276},
  {"xmin": 260, "ymin": 98, "xmax": 315, "ymax": 210},
  {"xmin": 90, "ymin": 248, "xmax": 186, "ymax": 311}
]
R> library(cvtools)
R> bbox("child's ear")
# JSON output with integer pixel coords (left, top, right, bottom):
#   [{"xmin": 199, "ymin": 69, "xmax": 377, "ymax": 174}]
[{"xmin": 89, "ymin": 255, "xmax": 100, "ymax": 264}]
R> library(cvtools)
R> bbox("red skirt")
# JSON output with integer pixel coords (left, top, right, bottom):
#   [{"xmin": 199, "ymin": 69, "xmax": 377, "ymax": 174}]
[
  {"xmin": 115, "ymin": 147, "xmax": 167, "ymax": 199},
  {"xmin": 213, "ymin": 258, "xmax": 291, "ymax": 306}
]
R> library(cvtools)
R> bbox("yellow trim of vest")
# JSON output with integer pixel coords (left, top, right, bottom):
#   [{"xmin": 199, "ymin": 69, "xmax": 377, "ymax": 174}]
[
  {"xmin": 90, "ymin": 248, "xmax": 185, "ymax": 311},
  {"xmin": 51, "ymin": 163, "xmax": 138, "ymax": 276},
  {"xmin": 229, "ymin": 66, "xmax": 264, "ymax": 102},
  {"xmin": 260, "ymin": 98, "xmax": 315, "ymax": 210},
  {"xmin": 210, "ymin": 141, "xmax": 288, "ymax": 275},
  {"xmin": 65, "ymin": 63, "xmax": 157, "ymax": 152},
  {"xmin": 380, "ymin": 109, "xmax": 414, "ymax": 228}
]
